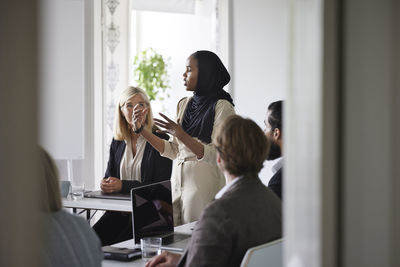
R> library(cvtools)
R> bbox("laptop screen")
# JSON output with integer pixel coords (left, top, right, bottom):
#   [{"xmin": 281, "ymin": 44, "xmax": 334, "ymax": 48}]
[{"xmin": 130, "ymin": 180, "xmax": 173, "ymax": 243}]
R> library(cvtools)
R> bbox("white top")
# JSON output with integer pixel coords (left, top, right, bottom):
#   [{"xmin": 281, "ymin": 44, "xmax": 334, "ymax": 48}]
[
  {"xmin": 272, "ymin": 157, "xmax": 283, "ymax": 173},
  {"xmin": 120, "ymin": 135, "xmax": 146, "ymax": 182},
  {"xmin": 214, "ymin": 176, "xmax": 243, "ymax": 199}
]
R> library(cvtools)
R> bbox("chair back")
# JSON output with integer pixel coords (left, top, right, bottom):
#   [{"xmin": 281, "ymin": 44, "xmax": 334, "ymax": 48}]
[
  {"xmin": 240, "ymin": 238, "xmax": 283, "ymax": 267},
  {"xmin": 60, "ymin": 180, "xmax": 71, "ymax": 198}
]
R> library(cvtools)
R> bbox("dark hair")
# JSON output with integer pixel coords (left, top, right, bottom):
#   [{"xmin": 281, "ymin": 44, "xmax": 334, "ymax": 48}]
[
  {"xmin": 267, "ymin": 100, "xmax": 283, "ymax": 131},
  {"xmin": 214, "ymin": 115, "xmax": 269, "ymax": 176}
]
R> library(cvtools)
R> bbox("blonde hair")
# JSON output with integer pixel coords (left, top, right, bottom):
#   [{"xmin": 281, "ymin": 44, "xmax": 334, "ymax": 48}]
[
  {"xmin": 214, "ymin": 115, "xmax": 270, "ymax": 176},
  {"xmin": 114, "ymin": 86, "xmax": 154, "ymax": 141},
  {"xmin": 39, "ymin": 147, "xmax": 62, "ymax": 213}
]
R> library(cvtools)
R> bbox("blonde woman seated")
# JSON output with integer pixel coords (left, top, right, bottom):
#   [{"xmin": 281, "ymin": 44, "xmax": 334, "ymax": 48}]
[
  {"xmin": 93, "ymin": 86, "xmax": 172, "ymax": 245},
  {"xmin": 40, "ymin": 148, "xmax": 102, "ymax": 267},
  {"xmin": 146, "ymin": 115, "xmax": 282, "ymax": 267}
]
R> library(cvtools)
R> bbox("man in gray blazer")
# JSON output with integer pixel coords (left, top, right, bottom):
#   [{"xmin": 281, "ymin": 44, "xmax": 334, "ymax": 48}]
[{"xmin": 146, "ymin": 115, "xmax": 282, "ymax": 267}]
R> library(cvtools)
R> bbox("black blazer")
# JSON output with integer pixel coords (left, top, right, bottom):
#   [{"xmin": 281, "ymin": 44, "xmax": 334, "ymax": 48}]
[
  {"xmin": 268, "ymin": 167, "xmax": 282, "ymax": 199},
  {"xmin": 104, "ymin": 131, "xmax": 172, "ymax": 193}
]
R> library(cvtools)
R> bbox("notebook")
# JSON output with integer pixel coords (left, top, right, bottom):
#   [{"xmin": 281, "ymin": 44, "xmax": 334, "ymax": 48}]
[
  {"xmin": 102, "ymin": 246, "xmax": 141, "ymax": 261},
  {"xmin": 130, "ymin": 180, "xmax": 191, "ymax": 247},
  {"xmin": 84, "ymin": 190, "xmax": 131, "ymax": 200}
]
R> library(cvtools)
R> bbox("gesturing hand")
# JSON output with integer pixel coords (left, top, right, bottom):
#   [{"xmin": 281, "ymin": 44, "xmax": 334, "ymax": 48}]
[
  {"xmin": 154, "ymin": 113, "xmax": 184, "ymax": 138},
  {"xmin": 132, "ymin": 104, "xmax": 148, "ymax": 132}
]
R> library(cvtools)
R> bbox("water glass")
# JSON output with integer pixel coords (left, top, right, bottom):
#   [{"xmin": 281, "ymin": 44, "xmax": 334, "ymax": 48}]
[
  {"xmin": 71, "ymin": 181, "xmax": 84, "ymax": 200},
  {"xmin": 140, "ymin": 237, "xmax": 162, "ymax": 261}
]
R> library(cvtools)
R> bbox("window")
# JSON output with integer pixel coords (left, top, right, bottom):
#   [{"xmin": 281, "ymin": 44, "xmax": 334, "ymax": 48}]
[{"xmin": 97, "ymin": 0, "xmax": 229, "ymax": 188}]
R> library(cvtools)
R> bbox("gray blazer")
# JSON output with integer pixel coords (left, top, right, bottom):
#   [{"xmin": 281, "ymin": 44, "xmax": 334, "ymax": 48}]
[
  {"xmin": 42, "ymin": 210, "xmax": 103, "ymax": 267},
  {"xmin": 177, "ymin": 175, "xmax": 282, "ymax": 267}
]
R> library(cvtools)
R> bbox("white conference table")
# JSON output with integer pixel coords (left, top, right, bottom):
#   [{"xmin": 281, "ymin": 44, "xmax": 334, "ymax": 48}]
[
  {"xmin": 63, "ymin": 196, "xmax": 196, "ymax": 266},
  {"xmin": 63, "ymin": 196, "xmax": 131, "ymax": 220},
  {"xmin": 102, "ymin": 221, "xmax": 196, "ymax": 267}
]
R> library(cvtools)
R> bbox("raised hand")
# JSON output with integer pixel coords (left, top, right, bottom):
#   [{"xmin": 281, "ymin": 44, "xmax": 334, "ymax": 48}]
[
  {"xmin": 132, "ymin": 104, "xmax": 148, "ymax": 131},
  {"xmin": 154, "ymin": 113, "xmax": 184, "ymax": 138}
]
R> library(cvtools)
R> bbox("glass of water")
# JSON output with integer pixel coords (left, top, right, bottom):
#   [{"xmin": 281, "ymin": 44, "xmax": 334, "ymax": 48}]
[
  {"xmin": 140, "ymin": 237, "xmax": 162, "ymax": 261},
  {"xmin": 67, "ymin": 159, "xmax": 84, "ymax": 200},
  {"xmin": 71, "ymin": 180, "xmax": 84, "ymax": 200}
]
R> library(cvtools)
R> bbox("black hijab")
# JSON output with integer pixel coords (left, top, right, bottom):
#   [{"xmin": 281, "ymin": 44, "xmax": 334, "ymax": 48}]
[{"xmin": 181, "ymin": 51, "xmax": 234, "ymax": 144}]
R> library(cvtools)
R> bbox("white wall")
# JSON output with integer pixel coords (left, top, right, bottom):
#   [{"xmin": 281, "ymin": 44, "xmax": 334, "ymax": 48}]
[
  {"xmin": 39, "ymin": 0, "xmax": 97, "ymax": 190},
  {"xmin": 231, "ymin": 0, "xmax": 288, "ymax": 184},
  {"xmin": 39, "ymin": 0, "xmax": 85, "ymax": 160}
]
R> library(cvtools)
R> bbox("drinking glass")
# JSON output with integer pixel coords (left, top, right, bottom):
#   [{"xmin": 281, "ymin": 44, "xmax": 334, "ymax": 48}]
[
  {"xmin": 67, "ymin": 159, "xmax": 84, "ymax": 200},
  {"xmin": 71, "ymin": 180, "xmax": 84, "ymax": 200},
  {"xmin": 140, "ymin": 237, "xmax": 162, "ymax": 261}
]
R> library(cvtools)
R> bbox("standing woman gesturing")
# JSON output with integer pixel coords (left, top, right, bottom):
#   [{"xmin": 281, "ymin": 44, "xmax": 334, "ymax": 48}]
[{"xmin": 134, "ymin": 51, "xmax": 235, "ymax": 225}]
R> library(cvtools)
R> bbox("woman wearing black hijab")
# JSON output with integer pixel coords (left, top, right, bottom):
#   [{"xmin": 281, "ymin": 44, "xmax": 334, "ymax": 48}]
[{"xmin": 133, "ymin": 51, "xmax": 235, "ymax": 225}]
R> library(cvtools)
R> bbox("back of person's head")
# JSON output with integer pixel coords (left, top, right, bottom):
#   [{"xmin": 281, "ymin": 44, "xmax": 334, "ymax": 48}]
[
  {"xmin": 114, "ymin": 86, "xmax": 154, "ymax": 140},
  {"xmin": 214, "ymin": 115, "xmax": 269, "ymax": 176},
  {"xmin": 267, "ymin": 100, "xmax": 283, "ymax": 132},
  {"xmin": 39, "ymin": 147, "xmax": 62, "ymax": 213}
]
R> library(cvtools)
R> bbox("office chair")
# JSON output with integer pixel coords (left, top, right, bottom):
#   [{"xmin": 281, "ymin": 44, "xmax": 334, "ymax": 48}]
[{"xmin": 240, "ymin": 238, "xmax": 283, "ymax": 267}]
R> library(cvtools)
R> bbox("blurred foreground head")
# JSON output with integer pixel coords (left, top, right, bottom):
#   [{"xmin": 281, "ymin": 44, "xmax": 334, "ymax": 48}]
[{"xmin": 38, "ymin": 147, "xmax": 62, "ymax": 213}]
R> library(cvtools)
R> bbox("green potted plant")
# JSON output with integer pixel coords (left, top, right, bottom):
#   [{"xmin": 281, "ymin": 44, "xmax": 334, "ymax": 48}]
[{"xmin": 133, "ymin": 48, "xmax": 170, "ymax": 101}]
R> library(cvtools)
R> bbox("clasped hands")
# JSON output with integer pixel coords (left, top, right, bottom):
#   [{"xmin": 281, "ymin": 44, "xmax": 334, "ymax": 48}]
[
  {"xmin": 133, "ymin": 104, "xmax": 184, "ymax": 138},
  {"xmin": 100, "ymin": 177, "xmax": 122, "ymax": 193}
]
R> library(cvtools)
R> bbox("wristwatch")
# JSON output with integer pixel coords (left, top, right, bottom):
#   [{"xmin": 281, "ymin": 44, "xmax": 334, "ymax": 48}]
[{"xmin": 134, "ymin": 124, "xmax": 144, "ymax": 134}]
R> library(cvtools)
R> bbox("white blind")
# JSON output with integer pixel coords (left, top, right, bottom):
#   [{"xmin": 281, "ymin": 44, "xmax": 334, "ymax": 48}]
[{"xmin": 132, "ymin": 0, "xmax": 196, "ymax": 14}]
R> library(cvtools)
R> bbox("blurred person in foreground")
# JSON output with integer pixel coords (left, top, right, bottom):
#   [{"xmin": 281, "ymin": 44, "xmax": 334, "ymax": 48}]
[{"xmin": 40, "ymin": 147, "xmax": 102, "ymax": 267}]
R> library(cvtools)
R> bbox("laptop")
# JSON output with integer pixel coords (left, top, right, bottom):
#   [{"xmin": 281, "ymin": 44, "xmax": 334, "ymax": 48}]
[
  {"xmin": 84, "ymin": 190, "xmax": 131, "ymax": 200},
  {"xmin": 130, "ymin": 180, "xmax": 191, "ymax": 247}
]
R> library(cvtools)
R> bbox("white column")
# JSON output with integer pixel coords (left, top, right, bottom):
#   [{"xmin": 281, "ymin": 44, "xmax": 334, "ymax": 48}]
[{"xmin": 284, "ymin": 0, "xmax": 338, "ymax": 266}]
